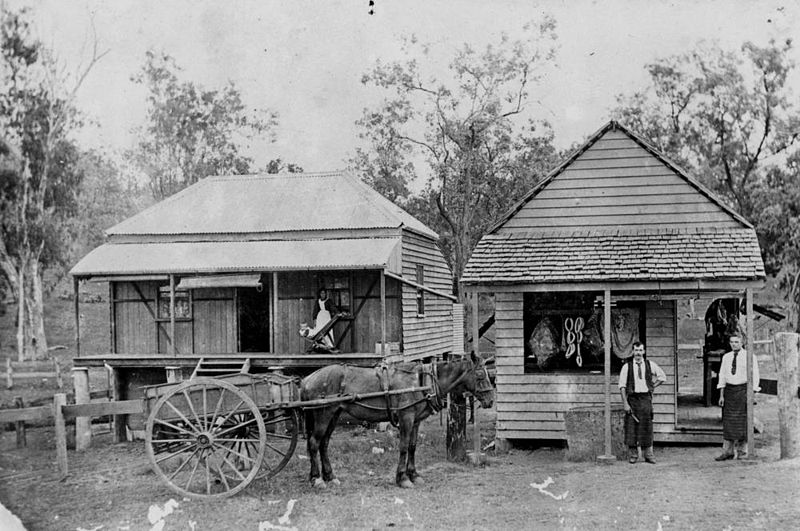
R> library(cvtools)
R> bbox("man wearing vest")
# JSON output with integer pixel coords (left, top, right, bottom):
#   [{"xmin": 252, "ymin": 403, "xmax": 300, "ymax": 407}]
[
  {"xmin": 715, "ymin": 334, "xmax": 760, "ymax": 461},
  {"xmin": 618, "ymin": 341, "xmax": 667, "ymax": 464}
]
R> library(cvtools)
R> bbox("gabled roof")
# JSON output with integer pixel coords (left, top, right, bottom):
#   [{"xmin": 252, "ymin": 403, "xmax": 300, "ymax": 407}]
[
  {"xmin": 463, "ymin": 121, "xmax": 766, "ymax": 286},
  {"xmin": 488, "ymin": 120, "xmax": 752, "ymax": 233},
  {"xmin": 107, "ymin": 171, "xmax": 437, "ymax": 239}
]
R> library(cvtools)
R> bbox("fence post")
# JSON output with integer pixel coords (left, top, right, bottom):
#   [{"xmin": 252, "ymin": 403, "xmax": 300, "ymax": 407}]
[
  {"xmin": 775, "ymin": 333, "xmax": 800, "ymax": 459},
  {"xmin": 54, "ymin": 393, "xmax": 68, "ymax": 477},
  {"xmin": 55, "ymin": 359, "xmax": 63, "ymax": 389},
  {"xmin": 6, "ymin": 358, "xmax": 12, "ymax": 389},
  {"xmin": 72, "ymin": 368, "xmax": 91, "ymax": 451},
  {"xmin": 109, "ymin": 366, "xmax": 127, "ymax": 443},
  {"xmin": 14, "ymin": 396, "xmax": 26, "ymax": 448}
]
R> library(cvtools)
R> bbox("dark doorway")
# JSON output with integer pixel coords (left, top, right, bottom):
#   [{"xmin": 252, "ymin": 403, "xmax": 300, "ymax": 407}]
[{"xmin": 239, "ymin": 286, "xmax": 270, "ymax": 352}]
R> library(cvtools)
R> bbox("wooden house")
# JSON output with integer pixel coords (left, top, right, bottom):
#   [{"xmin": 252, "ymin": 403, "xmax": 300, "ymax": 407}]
[
  {"xmin": 70, "ymin": 171, "xmax": 457, "ymax": 430},
  {"xmin": 461, "ymin": 121, "xmax": 765, "ymax": 449}
]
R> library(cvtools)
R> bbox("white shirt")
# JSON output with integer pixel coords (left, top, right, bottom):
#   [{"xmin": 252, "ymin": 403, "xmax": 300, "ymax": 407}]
[
  {"xmin": 717, "ymin": 348, "xmax": 760, "ymax": 392},
  {"xmin": 618, "ymin": 360, "xmax": 667, "ymax": 393}
]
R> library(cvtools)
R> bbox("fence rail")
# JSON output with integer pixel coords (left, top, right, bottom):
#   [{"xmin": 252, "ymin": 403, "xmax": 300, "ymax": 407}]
[{"xmin": 2, "ymin": 358, "xmax": 63, "ymax": 389}]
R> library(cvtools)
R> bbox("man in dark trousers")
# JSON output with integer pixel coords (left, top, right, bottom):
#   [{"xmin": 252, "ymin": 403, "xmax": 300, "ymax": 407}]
[
  {"xmin": 715, "ymin": 334, "xmax": 760, "ymax": 460},
  {"xmin": 619, "ymin": 341, "xmax": 667, "ymax": 463}
]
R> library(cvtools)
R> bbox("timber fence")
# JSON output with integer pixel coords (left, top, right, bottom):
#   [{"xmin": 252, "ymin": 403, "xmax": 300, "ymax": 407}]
[
  {"xmin": 0, "ymin": 391, "xmax": 143, "ymax": 477},
  {"xmin": 2, "ymin": 358, "xmax": 63, "ymax": 389}
]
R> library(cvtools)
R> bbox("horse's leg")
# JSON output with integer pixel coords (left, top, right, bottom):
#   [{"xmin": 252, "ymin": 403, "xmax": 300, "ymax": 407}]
[
  {"xmin": 407, "ymin": 419, "xmax": 424, "ymax": 484},
  {"xmin": 319, "ymin": 409, "xmax": 343, "ymax": 484},
  {"xmin": 395, "ymin": 414, "xmax": 415, "ymax": 488},
  {"xmin": 305, "ymin": 409, "xmax": 326, "ymax": 488}
]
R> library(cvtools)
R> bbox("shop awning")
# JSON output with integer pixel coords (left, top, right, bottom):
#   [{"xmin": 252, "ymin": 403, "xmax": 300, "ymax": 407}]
[
  {"xmin": 176, "ymin": 274, "xmax": 262, "ymax": 290},
  {"xmin": 70, "ymin": 238, "xmax": 402, "ymax": 278}
]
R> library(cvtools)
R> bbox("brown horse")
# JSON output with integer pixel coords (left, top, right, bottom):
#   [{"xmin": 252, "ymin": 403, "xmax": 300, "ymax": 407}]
[{"xmin": 300, "ymin": 352, "xmax": 494, "ymax": 488}]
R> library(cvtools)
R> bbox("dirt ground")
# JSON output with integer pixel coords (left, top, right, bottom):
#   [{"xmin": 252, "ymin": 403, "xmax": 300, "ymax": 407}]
[
  {"xmin": 1, "ymin": 395, "xmax": 799, "ymax": 531},
  {"xmin": 2, "ymin": 293, "xmax": 799, "ymax": 530}
]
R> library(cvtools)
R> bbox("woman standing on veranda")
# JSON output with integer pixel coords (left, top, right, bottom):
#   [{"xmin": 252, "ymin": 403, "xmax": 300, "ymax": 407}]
[{"xmin": 312, "ymin": 288, "xmax": 337, "ymax": 348}]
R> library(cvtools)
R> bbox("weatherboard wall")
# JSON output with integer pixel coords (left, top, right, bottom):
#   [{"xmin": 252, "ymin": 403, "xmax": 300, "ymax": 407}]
[
  {"xmin": 494, "ymin": 292, "xmax": 677, "ymax": 441},
  {"xmin": 400, "ymin": 229, "xmax": 454, "ymax": 361},
  {"xmin": 499, "ymin": 129, "xmax": 741, "ymax": 232}
]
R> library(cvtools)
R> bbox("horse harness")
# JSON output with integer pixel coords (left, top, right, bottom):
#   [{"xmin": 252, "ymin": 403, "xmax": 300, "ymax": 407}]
[{"xmin": 374, "ymin": 363, "xmax": 444, "ymax": 427}]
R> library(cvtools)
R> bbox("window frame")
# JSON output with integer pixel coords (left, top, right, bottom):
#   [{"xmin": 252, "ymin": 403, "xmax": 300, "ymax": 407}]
[
  {"xmin": 415, "ymin": 264, "xmax": 425, "ymax": 317},
  {"xmin": 156, "ymin": 286, "xmax": 193, "ymax": 321}
]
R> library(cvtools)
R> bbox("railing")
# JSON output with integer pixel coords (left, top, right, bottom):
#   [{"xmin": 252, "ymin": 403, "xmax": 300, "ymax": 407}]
[{"xmin": 2, "ymin": 358, "xmax": 63, "ymax": 389}]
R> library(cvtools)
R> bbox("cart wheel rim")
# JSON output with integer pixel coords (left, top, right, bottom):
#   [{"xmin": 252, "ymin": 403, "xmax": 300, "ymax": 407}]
[
  {"xmin": 145, "ymin": 378, "xmax": 267, "ymax": 500},
  {"xmin": 255, "ymin": 407, "xmax": 300, "ymax": 479}
]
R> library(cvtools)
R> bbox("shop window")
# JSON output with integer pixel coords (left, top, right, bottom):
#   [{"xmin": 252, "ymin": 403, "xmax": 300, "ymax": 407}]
[
  {"xmin": 157, "ymin": 286, "xmax": 192, "ymax": 320},
  {"xmin": 523, "ymin": 292, "xmax": 641, "ymax": 373},
  {"xmin": 317, "ymin": 272, "xmax": 351, "ymax": 312}
]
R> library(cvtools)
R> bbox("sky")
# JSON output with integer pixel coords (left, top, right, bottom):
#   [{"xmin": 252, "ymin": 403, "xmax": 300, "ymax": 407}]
[{"xmin": 12, "ymin": 0, "xmax": 800, "ymax": 184}]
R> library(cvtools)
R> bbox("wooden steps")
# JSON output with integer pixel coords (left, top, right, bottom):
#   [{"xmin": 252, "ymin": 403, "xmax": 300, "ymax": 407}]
[{"xmin": 191, "ymin": 357, "xmax": 251, "ymax": 379}]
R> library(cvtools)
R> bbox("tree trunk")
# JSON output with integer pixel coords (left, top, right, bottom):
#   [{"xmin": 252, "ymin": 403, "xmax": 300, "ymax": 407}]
[
  {"xmin": 16, "ymin": 255, "xmax": 48, "ymax": 361},
  {"xmin": 446, "ymin": 391, "xmax": 467, "ymax": 461},
  {"xmin": 774, "ymin": 333, "xmax": 800, "ymax": 459}
]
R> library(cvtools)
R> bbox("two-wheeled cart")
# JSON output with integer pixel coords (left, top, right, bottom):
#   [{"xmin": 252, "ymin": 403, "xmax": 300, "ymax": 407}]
[{"xmin": 143, "ymin": 370, "xmax": 429, "ymax": 499}]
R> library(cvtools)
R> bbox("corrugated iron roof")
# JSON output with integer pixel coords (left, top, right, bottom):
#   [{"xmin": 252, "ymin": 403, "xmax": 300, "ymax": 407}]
[
  {"xmin": 70, "ymin": 238, "xmax": 402, "ymax": 277},
  {"xmin": 461, "ymin": 228, "xmax": 765, "ymax": 284},
  {"xmin": 107, "ymin": 171, "xmax": 437, "ymax": 239}
]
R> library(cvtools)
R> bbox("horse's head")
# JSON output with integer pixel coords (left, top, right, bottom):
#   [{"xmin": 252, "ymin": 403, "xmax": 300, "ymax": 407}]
[{"xmin": 469, "ymin": 351, "xmax": 494, "ymax": 409}]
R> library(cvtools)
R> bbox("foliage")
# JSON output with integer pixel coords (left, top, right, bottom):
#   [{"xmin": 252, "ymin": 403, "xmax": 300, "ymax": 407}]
[
  {"xmin": 612, "ymin": 39, "xmax": 800, "ymax": 330},
  {"xmin": 749, "ymin": 151, "xmax": 800, "ymax": 330},
  {"xmin": 67, "ymin": 150, "xmax": 150, "ymax": 260},
  {"xmin": 128, "ymin": 51, "xmax": 278, "ymax": 199},
  {"xmin": 264, "ymin": 158, "xmax": 304, "ymax": 174},
  {"xmin": 612, "ymin": 39, "xmax": 800, "ymax": 220},
  {"xmin": 0, "ymin": 6, "xmax": 104, "ymax": 358},
  {"xmin": 354, "ymin": 20, "xmax": 560, "ymax": 294}
]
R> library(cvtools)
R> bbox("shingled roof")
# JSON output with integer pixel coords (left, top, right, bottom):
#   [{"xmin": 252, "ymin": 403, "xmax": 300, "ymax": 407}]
[
  {"xmin": 462, "ymin": 121, "xmax": 766, "ymax": 286},
  {"xmin": 462, "ymin": 228, "xmax": 764, "ymax": 284}
]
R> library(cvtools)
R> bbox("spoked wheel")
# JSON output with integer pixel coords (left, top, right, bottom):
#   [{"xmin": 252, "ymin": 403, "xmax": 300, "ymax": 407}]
[
  {"xmin": 145, "ymin": 378, "xmax": 266, "ymax": 499},
  {"xmin": 259, "ymin": 408, "xmax": 300, "ymax": 479},
  {"xmin": 217, "ymin": 408, "xmax": 299, "ymax": 480}
]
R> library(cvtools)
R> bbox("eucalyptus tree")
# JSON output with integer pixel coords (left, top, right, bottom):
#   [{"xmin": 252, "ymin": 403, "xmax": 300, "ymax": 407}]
[{"xmin": 354, "ymin": 19, "xmax": 560, "ymax": 296}]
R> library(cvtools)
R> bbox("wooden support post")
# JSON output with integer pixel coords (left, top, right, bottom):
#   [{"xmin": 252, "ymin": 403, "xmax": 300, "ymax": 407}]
[
  {"xmin": 471, "ymin": 293, "xmax": 481, "ymax": 459},
  {"xmin": 775, "ymin": 333, "xmax": 800, "ymax": 459},
  {"xmin": 5, "ymin": 358, "xmax": 11, "ymax": 389},
  {"xmin": 746, "ymin": 288, "xmax": 755, "ymax": 457},
  {"xmin": 54, "ymin": 393, "xmax": 68, "ymax": 477},
  {"xmin": 169, "ymin": 274, "xmax": 176, "ymax": 357},
  {"xmin": 380, "ymin": 270, "xmax": 386, "ymax": 357},
  {"xmin": 472, "ymin": 293, "xmax": 480, "ymax": 358},
  {"xmin": 55, "ymin": 358, "xmax": 63, "ymax": 389},
  {"xmin": 72, "ymin": 367, "xmax": 91, "ymax": 451},
  {"xmin": 109, "ymin": 366, "xmax": 127, "ymax": 443},
  {"xmin": 271, "ymin": 272, "xmax": 278, "ymax": 353},
  {"xmin": 74, "ymin": 277, "xmax": 81, "ymax": 358},
  {"xmin": 14, "ymin": 396, "xmax": 26, "ymax": 448},
  {"xmin": 109, "ymin": 282, "xmax": 116, "ymax": 354},
  {"xmin": 165, "ymin": 366, "xmax": 182, "ymax": 383},
  {"xmin": 598, "ymin": 288, "xmax": 615, "ymax": 463}
]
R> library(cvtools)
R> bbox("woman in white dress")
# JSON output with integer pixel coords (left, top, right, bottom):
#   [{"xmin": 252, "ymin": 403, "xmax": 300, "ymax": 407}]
[{"xmin": 312, "ymin": 288, "xmax": 337, "ymax": 348}]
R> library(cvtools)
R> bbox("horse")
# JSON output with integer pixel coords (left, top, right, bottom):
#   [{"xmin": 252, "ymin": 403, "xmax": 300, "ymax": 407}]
[{"xmin": 300, "ymin": 352, "xmax": 494, "ymax": 488}]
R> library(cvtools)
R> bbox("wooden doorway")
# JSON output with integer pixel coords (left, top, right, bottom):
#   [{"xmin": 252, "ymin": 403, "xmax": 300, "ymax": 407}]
[{"xmin": 238, "ymin": 286, "xmax": 270, "ymax": 352}]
